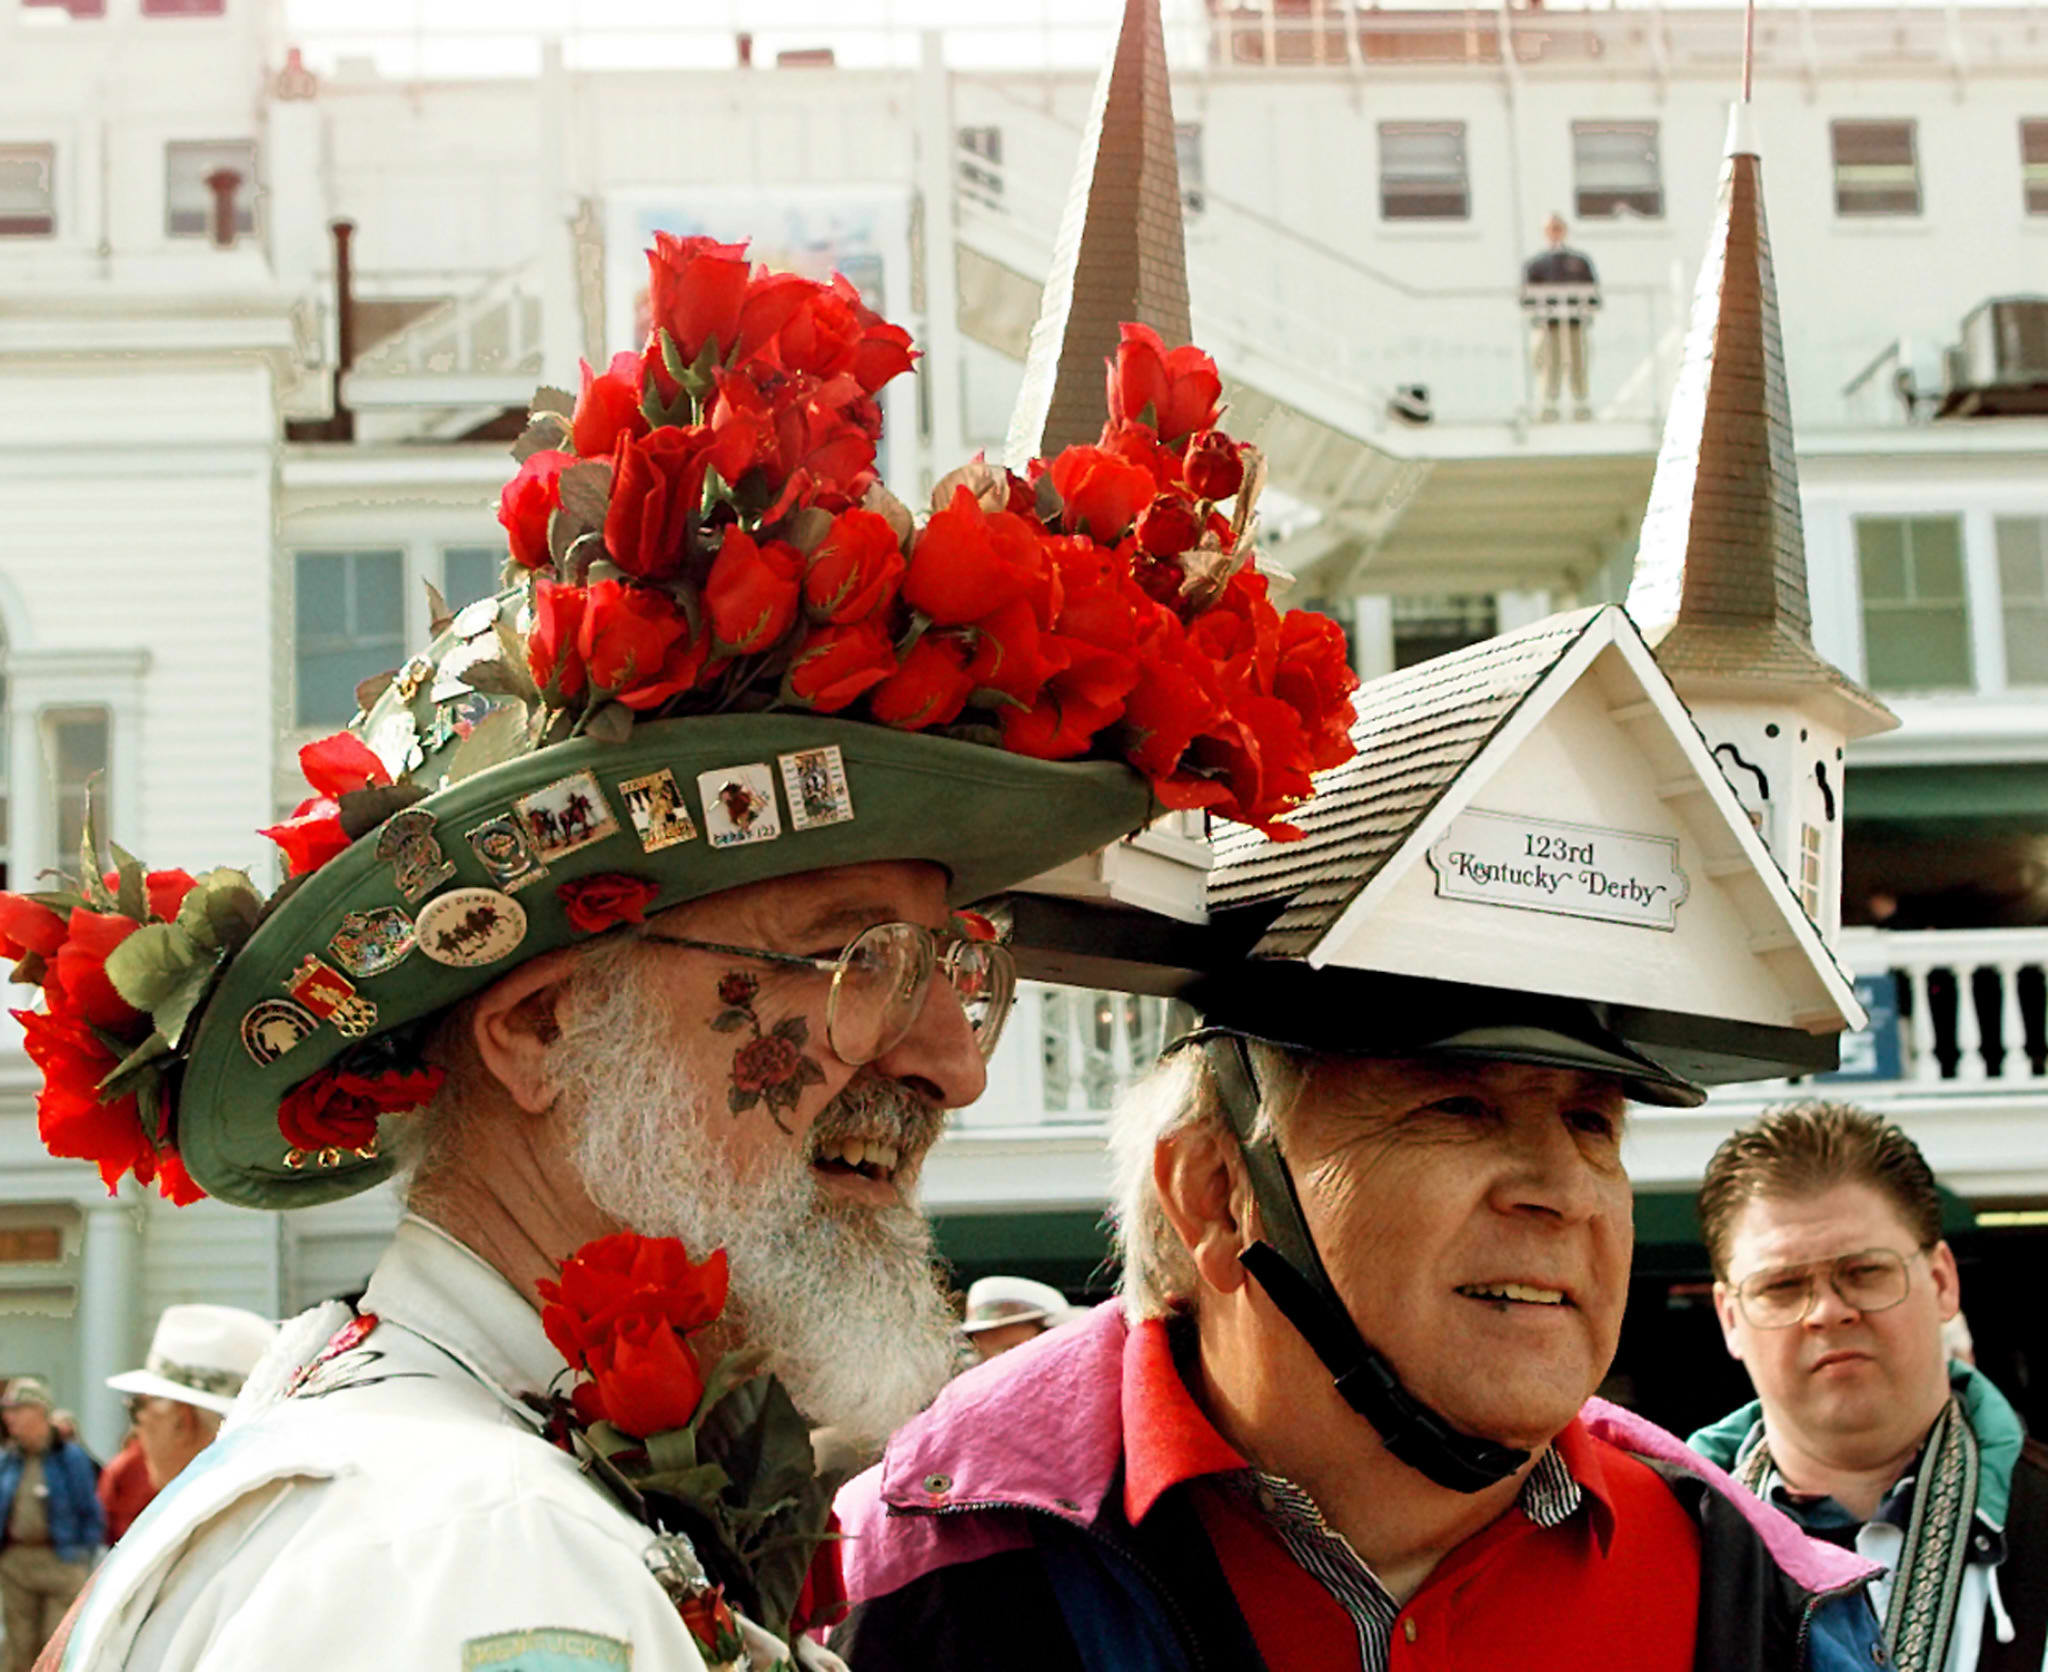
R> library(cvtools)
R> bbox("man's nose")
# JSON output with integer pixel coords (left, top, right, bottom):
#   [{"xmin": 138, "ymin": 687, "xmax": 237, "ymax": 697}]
[
  {"xmin": 1802, "ymin": 1272, "xmax": 1862, "ymax": 1329},
  {"xmin": 1493, "ymin": 1118, "xmax": 1600, "ymax": 1223},
  {"xmin": 870, "ymin": 972, "xmax": 987, "ymax": 1111}
]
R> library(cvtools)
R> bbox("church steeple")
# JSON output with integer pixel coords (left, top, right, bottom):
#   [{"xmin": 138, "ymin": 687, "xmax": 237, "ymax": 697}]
[
  {"xmin": 1626, "ymin": 88, "xmax": 1895, "ymax": 944},
  {"xmin": 1004, "ymin": 0, "xmax": 1192, "ymax": 465}
]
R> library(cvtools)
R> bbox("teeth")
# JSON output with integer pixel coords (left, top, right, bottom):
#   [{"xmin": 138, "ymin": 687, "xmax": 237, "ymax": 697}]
[
  {"xmin": 815, "ymin": 1136, "xmax": 901, "ymax": 1177},
  {"xmin": 870, "ymin": 1143, "xmax": 898, "ymax": 1173},
  {"xmin": 1461, "ymin": 1283, "xmax": 1566, "ymax": 1306},
  {"xmin": 842, "ymin": 1139, "xmax": 867, "ymax": 1167}
]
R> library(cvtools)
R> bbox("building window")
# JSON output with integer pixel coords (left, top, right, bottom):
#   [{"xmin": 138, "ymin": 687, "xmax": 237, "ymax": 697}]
[
  {"xmin": 295, "ymin": 550, "xmax": 405, "ymax": 727},
  {"xmin": 957, "ymin": 126, "xmax": 1002, "ymax": 205},
  {"xmin": 1798, "ymin": 823, "xmax": 1824, "ymax": 923},
  {"xmin": 22, "ymin": 0, "xmax": 104, "ymax": 19},
  {"xmin": 1379, "ymin": 122, "xmax": 1468, "ymax": 221},
  {"xmin": 1831, "ymin": 120, "xmax": 1920, "ymax": 217},
  {"xmin": 0, "ymin": 146, "xmax": 56, "ymax": 238},
  {"xmin": 441, "ymin": 546, "xmax": 505, "ymax": 614},
  {"xmin": 1176, "ymin": 122, "xmax": 1206, "ymax": 216},
  {"xmin": 41, "ymin": 708, "xmax": 108, "ymax": 876},
  {"xmin": 165, "ymin": 140, "xmax": 256, "ymax": 239},
  {"xmin": 1392, "ymin": 594, "xmax": 1496, "ymax": 669},
  {"xmin": 2024, "ymin": 120, "xmax": 2048, "ymax": 216},
  {"xmin": 142, "ymin": 0, "xmax": 225, "ymax": 14},
  {"xmin": 1996, "ymin": 516, "xmax": 2048, "ymax": 686},
  {"xmin": 1572, "ymin": 121, "xmax": 1662, "ymax": 219},
  {"xmin": 1856, "ymin": 515, "xmax": 1969, "ymax": 691}
]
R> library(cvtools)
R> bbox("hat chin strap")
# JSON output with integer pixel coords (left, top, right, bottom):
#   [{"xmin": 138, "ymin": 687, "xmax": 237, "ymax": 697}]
[{"xmin": 1203, "ymin": 1038, "xmax": 1529, "ymax": 1497}]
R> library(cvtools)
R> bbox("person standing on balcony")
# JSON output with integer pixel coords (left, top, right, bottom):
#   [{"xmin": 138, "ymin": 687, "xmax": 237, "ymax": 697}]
[
  {"xmin": 1690, "ymin": 1102, "xmax": 2048, "ymax": 1671},
  {"xmin": 1523, "ymin": 214, "xmax": 1600, "ymax": 421}
]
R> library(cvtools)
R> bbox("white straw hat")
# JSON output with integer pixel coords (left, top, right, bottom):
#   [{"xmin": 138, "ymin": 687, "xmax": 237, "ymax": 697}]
[
  {"xmin": 960, "ymin": 1276, "xmax": 1082, "ymax": 1335},
  {"xmin": 106, "ymin": 1304, "xmax": 279, "ymax": 1415}
]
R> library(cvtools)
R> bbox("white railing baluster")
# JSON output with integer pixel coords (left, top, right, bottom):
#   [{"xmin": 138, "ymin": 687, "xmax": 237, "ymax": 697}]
[
  {"xmin": 1904, "ymin": 962, "xmax": 1939, "ymax": 1082},
  {"xmin": 1954, "ymin": 964, "xmax": 1986, "ymax": 1082},
  {"xmin": 1999, "ymin": 960, "xmax": 2029, "ymax": 1080}
]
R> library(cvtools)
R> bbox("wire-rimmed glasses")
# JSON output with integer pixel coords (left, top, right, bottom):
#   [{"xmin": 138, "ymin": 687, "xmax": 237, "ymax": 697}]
[
  {"xmin": 642, "ymin": 919, "xmax": 1016, "ymax": 1065},
  {"xmin": 1730, "ymin": 1246, "xmax": 1926, "ymax": 1329}
]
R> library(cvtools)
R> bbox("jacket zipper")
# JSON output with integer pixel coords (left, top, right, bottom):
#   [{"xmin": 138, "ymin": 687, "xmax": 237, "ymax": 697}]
[
  {"xmin": 1795, "ymin": 1573, "xmax": 1881, "ymax": 1669},
  {"xmin": 908, "ymin": 1497, "xmax": 1218, "ymax": 1672}
]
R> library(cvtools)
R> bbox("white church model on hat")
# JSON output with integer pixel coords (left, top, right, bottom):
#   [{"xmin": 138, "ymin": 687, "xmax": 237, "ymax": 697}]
[{"xmin": 1622, "ymin": 100, "xmax": 1897, "ymax": 948}]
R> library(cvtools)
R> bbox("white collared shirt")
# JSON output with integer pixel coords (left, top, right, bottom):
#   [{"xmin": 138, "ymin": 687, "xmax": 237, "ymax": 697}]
[{"xmin": 59, "ymin": 1216, "xmax": 753, "ymax": 1671}]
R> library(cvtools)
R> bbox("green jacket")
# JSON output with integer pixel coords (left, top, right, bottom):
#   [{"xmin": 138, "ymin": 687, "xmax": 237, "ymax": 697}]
[{"xmin": 1687, "ymin": 1362, "xmax": 2026, "ymax": 1531}]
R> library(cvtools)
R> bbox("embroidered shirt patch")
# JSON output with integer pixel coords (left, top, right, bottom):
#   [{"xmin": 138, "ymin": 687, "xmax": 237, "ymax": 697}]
[{"xmin": 460, "ymin": 1627, "xmax": 632, "ymax": 1670}]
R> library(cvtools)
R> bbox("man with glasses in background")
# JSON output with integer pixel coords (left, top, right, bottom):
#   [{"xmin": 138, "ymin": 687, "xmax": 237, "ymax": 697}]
[{"xmin": 1690, "ymin": 1102, "xmax": 2048, "ymax": 1672}]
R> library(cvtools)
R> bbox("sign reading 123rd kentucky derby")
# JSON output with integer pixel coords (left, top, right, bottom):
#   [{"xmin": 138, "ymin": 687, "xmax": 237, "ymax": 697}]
[{"xmin": 1425, "ymin": 810, "xmax": 1691, "ymax": 931}]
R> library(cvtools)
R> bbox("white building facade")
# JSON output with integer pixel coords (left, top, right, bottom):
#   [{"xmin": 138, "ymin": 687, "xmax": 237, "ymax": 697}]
[{"xmin": 2, "ymin": 0, "xmax": 2046, "ymax": 1450}]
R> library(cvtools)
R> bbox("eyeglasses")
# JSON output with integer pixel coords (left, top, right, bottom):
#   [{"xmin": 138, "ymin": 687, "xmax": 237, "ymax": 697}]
[
  {"xmin": 641, "ymin": 919, "xmax": 1016, "ymax": 1065},
  {"xmin": 1730, "ymin": 1246, "xmax": 1927, "ymax": 1329}
]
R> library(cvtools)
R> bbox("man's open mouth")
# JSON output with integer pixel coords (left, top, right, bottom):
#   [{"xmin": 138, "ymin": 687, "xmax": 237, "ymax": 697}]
[
  {"xmin": 811, "ymin": 1136, "xmax": 902, "ymax": 1186},
  {"xmin": 1456, "ymin": 1283, "xmax": 1571, "ymax": 1308}
]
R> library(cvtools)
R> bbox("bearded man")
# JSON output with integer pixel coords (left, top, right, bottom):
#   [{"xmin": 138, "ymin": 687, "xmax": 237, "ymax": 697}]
[{"xmin": 11, "ymin": 246, "xmax": 1357, "ymax": 1671}]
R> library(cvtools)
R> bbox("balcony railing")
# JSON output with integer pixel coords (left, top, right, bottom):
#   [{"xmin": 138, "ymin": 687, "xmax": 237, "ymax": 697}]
[{"xmin": 958, "ymin": 925, "xmax": 2048, "ymax": 1136}]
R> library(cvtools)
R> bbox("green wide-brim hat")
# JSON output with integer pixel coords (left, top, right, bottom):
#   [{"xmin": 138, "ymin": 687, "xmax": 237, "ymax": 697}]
[{"xmin": 179, "ymin": 642, "xmax": 1155, "ymax": 1209}]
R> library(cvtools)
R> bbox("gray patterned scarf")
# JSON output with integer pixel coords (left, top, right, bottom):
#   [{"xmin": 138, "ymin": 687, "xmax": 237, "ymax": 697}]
[{"xmin": 1740, "ymin": 1397, "xmax": 1979, "ymax": 1672}]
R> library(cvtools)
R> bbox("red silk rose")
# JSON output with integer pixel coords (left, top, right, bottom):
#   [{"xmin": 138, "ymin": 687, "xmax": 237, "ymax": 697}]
[
  {"xmin": 964, "ymin": 596, "xmax": 1059, "ymax": 708},
  {"xmin": 277, "ymin": 1063, "xmax": 445, "ymax": 1154},
  {"xmin": 539, "ymin": 1232, "xmax": 729, "ymax": 1439},
  {"xmin": 869, "ymin": 634, "xmax": 976, "ymax": 731},
  {"xmin": 786, "ymin": 621, "xmax": 897, "ymax": 713},
  {"xmin": 1182, "ymin": 429, "xmax": 1245, "ymax": 502},
  {"xmin": 1098, "ymin": 417, "xmax": 1184, "ymax": 493},
  {"xmin": 498, "ymin": 449, "xmax": 575, "ymax": 572},
  {"xmin": 527, "ymin": 578, "xmax": 591, "ymax": 704},
  {"xmin": 903, "ymin": 487, "xmax": 1039, "ymax": 626},
  {"xmin": 556, "ymin": 873, "xmax": 660, "ymax": 933},
  {"xmin": 646, "ymin": 233, "xmax": 752, "ymax": 369},
  {"xmin": 573, "ymin": 351, "xmax": 651, "ymax": 459},
  {"xmin": 803, "ymin": 508, "xmax": 904, "ymax": 625},
  {"xmin": 1050, "ymin": 445, "xmax": 1155, "ymax": 542},
  {"xmin": 680, "ymin": 1589, "xmax": 747, "ymax": 1666},
  {"xmin": 54, "ymin": 909, "xmax": 142, "ymax": 1031},
  {"xmin": 1136, "ymin": 493, "xmax": 1202, "ymax": 558},
  {"xmin": 605, "ymin": 426, "xmax": 711, "ymax": 583},
  {"xmin": 1104, "ymin": 323, "xmax": 1223, "ymax": 446},
  {"xmin": 260, "ymin": 731, "xmax": 396, "ymax": 876},
  {"xmin": 0, "ymin": 894, "xmax": 67, "ymax": 963},
  {"xmin": 15, "ymin": 1006, "xmax": 198, "ymax": 1201},
  {"xmin": 1273, "ymin": 608, "xmax": 1361, "ymax": 772},
  {"xmin": 578, "ymin": 579, "xmax": 688, "ymax": 700},
  {"xmin": 706, "ymin": 528, "xmax": 803, "ymax": 654}
]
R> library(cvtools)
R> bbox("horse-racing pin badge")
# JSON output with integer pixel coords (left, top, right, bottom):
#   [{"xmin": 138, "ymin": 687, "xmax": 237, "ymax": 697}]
[
  {"xmin": 698, "ymin": 764, "xmax": 781, "ymax": 850},
  {"xmin": 416, "ymin": 887, "xmax": 528, "ymax": 968},
  {"xmin": 375, "ymin": 808, "xmax": 457, "ymax": 904},
  {"xmin": 515, "ymin": 770, "xmax": 619, "ymax": 862},
  {"xmin": 328, "ymin": 907, "xmax": 417, "ymax": 978},
  {"xmin": 616, "ymin": 768, "xmax": 698, "ymax": 853},
  {"xmin": 779, "ymin": 745, "xmax": 855, "ymax": 832}
]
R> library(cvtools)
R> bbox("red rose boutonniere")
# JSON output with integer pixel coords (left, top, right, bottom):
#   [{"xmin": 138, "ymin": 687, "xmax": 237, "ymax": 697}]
[{"xmin": 534, "ymin": 1232, "xmax": 846, "ymax": 1656}]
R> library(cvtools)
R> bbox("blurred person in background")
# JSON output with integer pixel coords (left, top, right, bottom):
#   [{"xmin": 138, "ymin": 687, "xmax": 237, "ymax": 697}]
[
  {"xmin": 0, "ymin": 1378, "xmax": 102, "ymax": 1672},
  {"xmin": 1522, "ymin": 212, "xmax": 1599, "ymax": 420},
  {"xmin": 45, "ymin": 1418, "xmax": 95, "ymax": 1482},
  {"xmin": 92, "ymin": 1432, "xmax": 152, "ymax": 1550},
  {"xmin": 1690, "ymin": 1102, "xmax": 2048, "ymax": 1671},
  {"xmin": 960, "ymin": 1276, "xmax": 1083, "ymax": 1362},
  {"xmin": 106, "ymin": 1305, "xmax": 278, "ymax": 1494}
]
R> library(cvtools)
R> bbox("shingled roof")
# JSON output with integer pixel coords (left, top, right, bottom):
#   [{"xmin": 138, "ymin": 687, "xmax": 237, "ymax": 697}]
[
  {"xmin": 1003, "ymin": 0, "xmax": 1192, "ymax": 465},
  {"xmin": 1208, "ymin": 607, "xmax": 1607, "ymax": 955},
  {"xmin": 1624, "ymin": 107, "xmax": 1892, "ymax": 734}
]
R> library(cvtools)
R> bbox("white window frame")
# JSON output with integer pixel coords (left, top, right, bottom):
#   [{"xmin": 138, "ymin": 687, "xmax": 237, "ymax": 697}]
[
  {"xmin": 1378, "ymin": 121, "xmax": 1470, "ymax": 223},
  {"xmin": 0, "ymin": 142, "xmax": 57, "ymax": 239},
  {"xmin": 164, "ymin": 137, "xmax": 258, "ymax": 241},
  {"xmin": 1830, "ymin": 119, "xmax": 1922, "ymax": 218},
  {"xmin": 3, "ymin": 648, "xmax": 149, "ymax": 889},
  {"xmin": 1571, "ymin": 119, "xmax": 1663, "ymax": 221}
]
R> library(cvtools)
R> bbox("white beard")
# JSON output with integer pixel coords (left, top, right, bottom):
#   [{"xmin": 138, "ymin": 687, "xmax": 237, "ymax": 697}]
[{"xmin": 552, "ymin": 947, "xmax": 959, "ymax": 1452}]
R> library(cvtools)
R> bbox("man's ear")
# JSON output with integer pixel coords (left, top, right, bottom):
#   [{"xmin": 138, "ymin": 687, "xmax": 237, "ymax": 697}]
[
  {"xmin": 1712, "ymin": 1281, "xmax": 1746, "ymax": 1362},
  {"xmin": 1155, "ymin": 1124, "xmax": 1251, "ymax": 1296},
  {"xmin": 468, "ymin": 949, "xmax": 585, "ymax": 1116},
  {"xmin": 1929, "ymin": 1239, "xmax": 1962, "ymax": 1322}
]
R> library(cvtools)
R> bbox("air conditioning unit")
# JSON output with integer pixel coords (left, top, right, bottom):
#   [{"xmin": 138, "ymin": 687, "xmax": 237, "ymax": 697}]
[{"xmin": 1959, "ymin": 297, "xmax": 2048, "ymax": 388}]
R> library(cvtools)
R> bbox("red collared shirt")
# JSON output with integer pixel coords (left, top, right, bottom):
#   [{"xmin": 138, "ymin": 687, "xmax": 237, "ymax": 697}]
[{"xmin": 1119, "ymin": 1316, "xmax": 1701, "ymax": 1672}]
